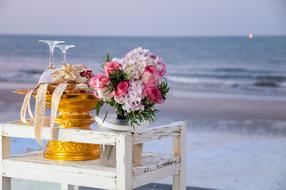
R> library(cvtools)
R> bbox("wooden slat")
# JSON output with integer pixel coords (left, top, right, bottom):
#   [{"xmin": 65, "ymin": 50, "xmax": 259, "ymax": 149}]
[
  {"xmin": 1, "ymin": 123, "xmax": 117, "ymax": 145},
  {"xmin": 5, "ymin": 152, "xmax": 115, "ymax": 178},
  {"xmin": 133, "ymin": 121, "xmax": 186, "ymax": 144},
  {"xmin": 133, "ymin": 153, "xmax": 180, "ymax": 176},
  {"xmin": 6, "ymin": 152, "xmax": 180, "ymax": 176},
  {"xmin": 2, "ymin": 152, "xmax": 116, "ymax": 189},
  {"xmin": 133, "ymin": 162, "xmax": 180, "ymax": 188},
  {"xmin": 2, "ymin": 160, "xmax": 116, "ymax": 189}
]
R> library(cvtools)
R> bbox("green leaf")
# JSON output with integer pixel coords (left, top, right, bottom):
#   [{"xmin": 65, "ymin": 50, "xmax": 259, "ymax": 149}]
[
  {"xmin": 104, "ymin": 54, "xmax": 112, "ymax": 62},
  {"xmin": 95, "ymin": 101, "xmax": 104, "ymax": 116}
]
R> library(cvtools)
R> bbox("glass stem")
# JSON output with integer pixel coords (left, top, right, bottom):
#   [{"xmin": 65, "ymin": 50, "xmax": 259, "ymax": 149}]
[
  {"xmin": 49, "ymin": 46, "xmax": 55, "ymax": 69},
  {"xmin": 62, "ymin": 50, "xmax": 67, "ymax": 64}
]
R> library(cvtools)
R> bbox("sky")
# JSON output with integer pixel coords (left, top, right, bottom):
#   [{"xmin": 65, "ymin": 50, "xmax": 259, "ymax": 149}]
[{"xmin": 0, "ymin": 0, "xmax": 285, "ymax": 36}]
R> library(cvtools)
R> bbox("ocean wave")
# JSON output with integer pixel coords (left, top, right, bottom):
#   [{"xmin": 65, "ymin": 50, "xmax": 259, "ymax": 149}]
[
  {"xmin": 254, "ymin": 75, "xmax": 286, "ymax": 88},
  {"xmin": 255, "ymin": 75, "xmax": 286, "ymax": 82},
  {"xmin": 170, "ymin": 89, "xmax": 286, "ymax": 101},
  {"xmin": 167, "ymin": 74, "xmax": 286, "ymax": 90},
  {"xmin": 166, "ymin": 75, "xmax": 251, "ymax": 87},
  {"xmin": 213, "ymin": 68, "xmax": 250, "ymax": 73},
  {"xmin": 20, "ymin": 69, "xmax": 44, "ymax": 75},
  {"xmin": 0, "ymin": 70, "xmax": 41, "ymax": 83}
]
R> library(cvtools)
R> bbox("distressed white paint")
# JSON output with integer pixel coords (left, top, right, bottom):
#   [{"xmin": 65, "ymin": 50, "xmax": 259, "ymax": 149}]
[
  {"xmin": 1, "ymin": 122, "xmax": 117, "ymax": 145},
  {"xmin": 133, "ymin": 121, "xmax": 184, "ymax": 144},
  {"xmin": 0, "ymin": 120, "xmax": 187, "ymax": 190},
  {"xmin": 133, "ymin": 162, "xmax": 180, "ymax": 188},
  {"xmin": 172, "ymin": 122, "xmax": 187, "ymax": 190},
  {"xmin": 116, "ymin": 132, "xmax": 132, "ymax": 190},
  {"xmin": 2, "ymin": 159, "xmax": 116, "ymax": 189},
  {"xmin": 133, "ymin": 153, "xmax": 181, "ymax": 176},
  {"xmin": 5, "ymin": 152, "xmax": 115, "ymax": 177}
]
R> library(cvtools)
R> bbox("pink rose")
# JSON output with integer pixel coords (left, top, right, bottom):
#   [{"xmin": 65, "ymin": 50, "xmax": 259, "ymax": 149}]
[
  {"xmin": 104, "ymin": 61, "xmax": 121, "ymax": 75},
  {"xmin": 143, "ymin": 85, "xmax": 164, "ymax": 104},
  {"xmin": 89, "ymin": 76, "xmax": 98, "ymax": 87},
  {"xmin": 89, "ymin": 74, "xmax": 110, "ymax": 89},
  {"xmin": 158, "ymin": 63, "xmax": 166, "ymax": 77},
  {"xmin": 142, "ymin": 65, "xmax": 160, "ymax": 86},
  {"xmin": 116, "ymin": 80, "xmax": 130, "ymax": 96}
]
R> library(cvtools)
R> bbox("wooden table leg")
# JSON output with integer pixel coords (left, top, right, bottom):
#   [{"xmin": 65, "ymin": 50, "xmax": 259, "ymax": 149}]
[
  {"xmin": 1, "ymin": 135, "xmax": 11, "ymax": 190},
  {"xmin": 0, "ymin": 177, "xmax": 11, "ymax": 190},
  {"xmin": 172, "ymin": 123, "xmax": 187, "ymax": 190},
  {"xmin": 61, "ymin": 184, "xmax": 79, "ymax": 190},
  {"xmin": 116, "ymin": 132, "xmax": 132, "ymax": 190}
]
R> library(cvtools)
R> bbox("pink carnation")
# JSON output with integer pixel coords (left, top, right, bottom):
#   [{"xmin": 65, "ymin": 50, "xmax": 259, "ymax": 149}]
[
  {"xmin": 89, "ymin": 74, "xmax": 110, "ymax": 89},
  {"xmin": 105, "ymin": 61, "xmax": 121, "ymax": 75},
  {"xmin": 143, "ymin": 85, "xmax": 164, "ymax": 104},
  {"xmin": 142, "ymin": 66, "xmax": 160, "ymax": 86}
]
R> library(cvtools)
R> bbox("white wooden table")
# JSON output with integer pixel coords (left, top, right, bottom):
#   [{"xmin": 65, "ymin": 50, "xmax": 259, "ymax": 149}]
[{"xmin": 0, "ymin": 120, "xmax": 187, "ymax": 190}]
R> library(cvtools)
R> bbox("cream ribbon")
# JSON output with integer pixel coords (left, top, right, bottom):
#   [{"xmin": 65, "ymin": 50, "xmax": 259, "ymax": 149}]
[
  {"xmin": 20, "ymin": 83, "xmax": 69, "ymax": 144},
  {"xmin": 20, "ymin": 84, "xmax": 42, "ymax": 124},
  {"xmin": 34, "ymin": 84, "xmax": 49, "ymax": 144},
  {"xmin": 20, "ymin": 89, "xmax": 34, "ymax": 124},
  {"xmin": 50, "ymin": 83, "xmax": 68, "ymax": 136}
]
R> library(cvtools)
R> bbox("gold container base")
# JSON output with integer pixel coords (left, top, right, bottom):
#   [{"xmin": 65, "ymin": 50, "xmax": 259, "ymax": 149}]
[
  {"xmin": 44, "ymin": 140, "xmax": 100, "ymax": 161},
  {"xmin": 43, "ymin": 94, "xmax": 100, "ymax": 161}
]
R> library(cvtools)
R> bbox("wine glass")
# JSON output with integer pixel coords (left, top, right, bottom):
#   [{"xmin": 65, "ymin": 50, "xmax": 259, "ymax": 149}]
[
  {"xmin": 39, "ymin": 40, "xmax": 64, "ymax": 68},
  {"xmin": 38, "ymin": 40, "xmax": 64, "ymax": 84},
  {"xmin": 55, "ymin": 45, "xmax": 75, "ymax": 64}
]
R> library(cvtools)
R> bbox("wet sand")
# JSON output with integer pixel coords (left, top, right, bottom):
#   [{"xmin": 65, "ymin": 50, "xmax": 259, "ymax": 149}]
[{"xmin": 2, "ymin": 88, "xmax": 286, "ymax": 121}]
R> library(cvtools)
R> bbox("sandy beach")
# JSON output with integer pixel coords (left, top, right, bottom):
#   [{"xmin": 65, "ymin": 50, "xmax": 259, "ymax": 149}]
[{"xmin": 1, "ymin": 86, "xmax": 286, "ymax": 190}]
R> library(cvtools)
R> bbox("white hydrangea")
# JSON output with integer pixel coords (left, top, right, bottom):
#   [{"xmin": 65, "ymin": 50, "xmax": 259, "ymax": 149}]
[
  {"xmin": 120, "ymin": 47, "xmax": 162, "ymax": 80},
  {"xmin": 119, "ymin": 80, "xmax": 145, "ymax": 113}
]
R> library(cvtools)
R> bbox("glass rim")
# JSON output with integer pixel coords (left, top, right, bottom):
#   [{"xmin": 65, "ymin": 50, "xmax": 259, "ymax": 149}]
[{"xmin": 39, "ymin": 40, "xmax": 65, "ymax": 44}]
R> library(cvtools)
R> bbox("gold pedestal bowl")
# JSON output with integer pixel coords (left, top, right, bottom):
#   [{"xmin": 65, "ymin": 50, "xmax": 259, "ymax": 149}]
[
  {"xmin": 16, "ymin": 87, "xmax": 100, "ymax": 161},
  {"xmin": 44, "ymin": 94, "xmax": 100, "ymax": 161}
]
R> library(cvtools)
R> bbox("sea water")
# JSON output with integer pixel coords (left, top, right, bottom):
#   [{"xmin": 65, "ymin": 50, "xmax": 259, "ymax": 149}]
[{"xmin": 1, "ymin": 35, "xmax": 286, "ymax": 97}]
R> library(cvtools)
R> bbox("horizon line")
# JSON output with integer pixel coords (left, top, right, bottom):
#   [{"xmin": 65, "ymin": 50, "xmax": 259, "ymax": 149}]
[{"xmin": 0, "ymin": 33, "xmax": 286, "ymax": 38}]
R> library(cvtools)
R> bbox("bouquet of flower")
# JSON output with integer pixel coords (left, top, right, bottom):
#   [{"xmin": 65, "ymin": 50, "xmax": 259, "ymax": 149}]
[
  {"xmin": 89, "ymin": 47, "xmax": 169, "ymax": 126},
  {"xmin": 44, "ymin": 63, "xmax": 94, "ymax": 93}
]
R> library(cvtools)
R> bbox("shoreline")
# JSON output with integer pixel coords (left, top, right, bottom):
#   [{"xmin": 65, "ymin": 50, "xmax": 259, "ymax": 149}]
[
  {"xmin": 1, "ymin": 81, "xmax": 286, "ymax": 101},
  {"xmin": 2, "ymin": 87, "xmax": 286, "ymax": 121},
  {"xmin": 1, "ymin": 87, "xmax": 286, "ymax": 136}
]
